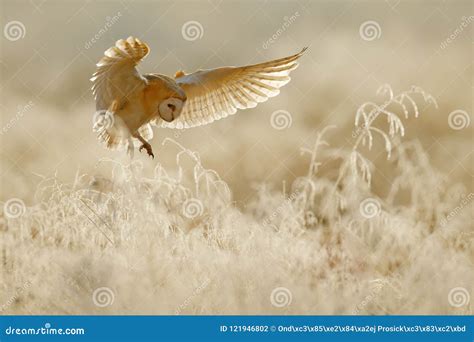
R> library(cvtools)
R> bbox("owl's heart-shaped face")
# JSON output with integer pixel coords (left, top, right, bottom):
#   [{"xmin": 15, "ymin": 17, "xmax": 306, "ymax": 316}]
[{"xmin": 158, "ymin": 97, "xmax": 185, "ymax": 122}]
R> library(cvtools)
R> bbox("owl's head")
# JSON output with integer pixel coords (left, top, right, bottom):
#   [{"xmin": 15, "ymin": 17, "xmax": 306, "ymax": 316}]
[
  {"xmin": 158, "ymin": 97, "xmax": 185, "ymax": 122},
  {"xmin": 144, "ymin": 74, "xmax": 187, "ymax": 122}
]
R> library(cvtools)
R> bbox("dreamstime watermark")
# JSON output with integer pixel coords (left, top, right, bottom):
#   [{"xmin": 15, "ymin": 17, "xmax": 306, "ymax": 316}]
[
  {"xmin": 5, "ymin": 323, "xmax": 85, "ymax": 336},
  {"xmin": 262, "ymin": 12, "xmax": 300, "ymax": 49},
  {"xmin": 359, "ymin": 20, "xmax": 382, "ymax": 41},
  {"xmin": 181, "ymin": 21, "xmax": 204, "ymax": 41},
  {"xmin": 182, "ymin": 198, "xmax": 204, "ymax": 218},
  {"xmin": 348, "ymin": 214, "xmax": 411, "ymax": 239},
  {"xmin": 0, "ymin": 281, "xmax": 32, "ymax": 313},
  {"xmin": 1, "ymin": 101, "xmax": 34, "ymax": 135},
  {"xmin": 439, "ymin": 193, "xmax": 473, "ymax": 227},
  {"xmin": 440, "ymin": 16, "xmax": 474, "ymax": 50},
  {"xmin": 4, "ymin": 20, "xmax": 26, "ymax": 41},
  {"xmin": 270, "ymin": 287, "xmax": 292, "ymax": 308},
  {"xmin": 175, "ymin": 278, "xmax": 211, "ymax": 314},
  {"xmin": 92, "ymin": 110, "xmax": 115, "ymax": 131},
  {"xmin": 270, "ymin": 110, "xmax": 292, "ymax": 130},
  {"xmin": 262, "ymin": 190, "xmax": 300, "ymax": 227},
  {"xmin": 351, "ymin": 122, "xmax": 368, "ymax": 139},
  {"xmin": 359, "ymin": 198, "xmax": 381, "ymax": 218},
  {"xmin": 448, "ymin": 287, "xmax": 470, "ymax": 308},
  {"xmin": 353, "ymin": 279, "xmax": 387, "ymax": 314},
  {"xmin": 3, "ymin": 198, "xmax": 26, "ymax": 219},
  {"xmin": 353, "ymin": 278, "xmax": 402, "ymax": 314},
  {"xmin": 92, "ymin": 287, "xmax": 115, "ymax": 307},
  {"xmin": 84, "ymin": 12, "xmax": 122, "ymax": 49},
  {"xmin": 448, "ymin": 110, "xmax": 470, "ymax": 130}
]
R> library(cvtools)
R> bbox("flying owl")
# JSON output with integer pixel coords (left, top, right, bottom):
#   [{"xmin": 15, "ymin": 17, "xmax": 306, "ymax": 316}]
[{"xmin": 91, "ymin": 36, "xmax": 307, "ymax": 158}]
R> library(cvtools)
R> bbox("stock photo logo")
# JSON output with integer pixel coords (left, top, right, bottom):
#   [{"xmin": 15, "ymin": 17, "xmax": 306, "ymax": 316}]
[
  {"xmin": 92, "ymin": 287, "xmax": 115, "ymax": 308},
  {"xmin": 270, "ymin": 287, "xmax": 292, "ymax": 308},
  {"xmin": 440, "ymin": 16, "xmax": 474, "ymax": 50},
  {"xmin": 3, "ymin": 20, "xmax": 26, "ymax": 41},
  {"xmin": 182, "ymin": 198, "xmax": 204, "ymax": 219},
  {"xmin": 448, "ymin": 110, "xmax": 470, "ymax": 130},
  {"xmin": 84, "ymin": 12, "xmax": 122, "ymax": 49},
  {"xmin": 92, "ymin": 110, "xmax": 115, "ymax": 131},
  {"xmin": 175, "ymin": 278, "xmax": 211, "ymax": 315},
  {"xmin": 181, "ymin": 21, "xmax": 204, "ymax": 41},
  {"xmin": 448, "ymin": 287, "xmax": 470, "ymax": 308},
  {"xmin": 262, "ymin": 12, "xmax": 300, "ymax": 50},
  {"xmin": 270, "ymin": 110, "xmax": 292, "ymax": 130},
  {"xmin": 3, "ymin": 198, "xmax": 26, "ymax": 219},
  {"xmin": 359, "ymin": 20, "xmax": 382, "ymax": 41},
  {"xmin": 1, "ymin": 101, "xmax": 35, "ymax": 136},
  {"xmin": 353, "ymin": 279, "xmax": 391, "ymax": 314},
  {"xmin": 0, "ymin": 281, "xmax": 32, "ymax": 313},
  {"xmin": 439, "ymin": 192, "xmax": 473, "ymax": 227},
  {"xmin": 359, "ymin": 198, "xmax": 381, "ymax": 219}
]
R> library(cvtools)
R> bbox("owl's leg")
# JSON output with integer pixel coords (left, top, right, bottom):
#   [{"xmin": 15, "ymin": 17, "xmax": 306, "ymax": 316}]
[
  {"xmin": 133, "ymin": 132, "xmax": 154, "ymax": 159},
  {"xmin": 126, "ymin": 138, "xmax": 134, "ymax": 159}
]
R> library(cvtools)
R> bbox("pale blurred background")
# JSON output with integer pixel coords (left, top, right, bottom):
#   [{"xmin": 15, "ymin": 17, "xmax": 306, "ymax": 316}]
[{"xmin": 1, "ymin": 0, "xmax": 472, "ymax": 206}]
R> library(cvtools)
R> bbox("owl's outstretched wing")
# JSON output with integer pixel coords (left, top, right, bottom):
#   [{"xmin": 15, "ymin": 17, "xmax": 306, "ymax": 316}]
[
  {"xmin": 91, "ymin": 36, "xmax": 149, "ymax": 111},
  {"xmin": 160, "ymin": 48, "xmax": 307, "ymax": 129}
]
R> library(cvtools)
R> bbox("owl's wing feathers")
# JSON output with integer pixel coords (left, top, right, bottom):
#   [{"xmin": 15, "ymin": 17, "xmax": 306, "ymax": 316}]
[
  {"xmin": 91, "ymin": 36, "xmax": 149, "ymax": 111},
  {"xmin": 160, "ymin": 47, "xmax": 307, "ymax": 129}
]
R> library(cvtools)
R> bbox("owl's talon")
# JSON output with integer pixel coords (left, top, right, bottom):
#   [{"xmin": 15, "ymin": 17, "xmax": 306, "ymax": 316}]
[{"xmin": 139, "ymin": 142, "xmax": 154, "ymax": 158}]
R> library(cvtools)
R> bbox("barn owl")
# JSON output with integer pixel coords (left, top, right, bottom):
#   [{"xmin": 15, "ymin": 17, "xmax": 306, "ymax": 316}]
[{"xmin": 91, "ymin": 36, "xmax": 307, "ymax": 158}]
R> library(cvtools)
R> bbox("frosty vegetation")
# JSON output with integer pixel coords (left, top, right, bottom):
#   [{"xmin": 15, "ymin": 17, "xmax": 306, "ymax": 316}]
[{"xmin": 1, "ymin": 85, "xmax": 472, "ymax": 315}]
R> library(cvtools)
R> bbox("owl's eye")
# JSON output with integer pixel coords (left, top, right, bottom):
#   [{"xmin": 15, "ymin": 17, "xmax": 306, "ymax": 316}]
[{"xmin": 167, "ymin": 103, "xmax": 176, "ymax": 111}]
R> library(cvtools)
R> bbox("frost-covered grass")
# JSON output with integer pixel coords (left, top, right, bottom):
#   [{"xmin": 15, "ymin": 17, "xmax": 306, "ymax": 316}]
[{"xmin": 0, "ymin": 86, "xmax": 472, "ymax": 315}]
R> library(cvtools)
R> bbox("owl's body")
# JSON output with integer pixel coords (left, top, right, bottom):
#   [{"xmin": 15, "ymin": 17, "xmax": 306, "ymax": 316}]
[
  {"xmin": 115, "ymin": 75, "xmax": 184, "ymax": 131},
  {"xmin": 91, "ymin": 37, "xmax": 306, "ymax": 157}
]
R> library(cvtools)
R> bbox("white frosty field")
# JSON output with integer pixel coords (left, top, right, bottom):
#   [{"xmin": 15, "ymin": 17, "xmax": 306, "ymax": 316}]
[
  {"xmin": 1, "ymin": 84, "xmax": 472, "ymax": 315},
  {"xmin": 0, "ymin": 0, "xmax": 472, "ymax": 315}
]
